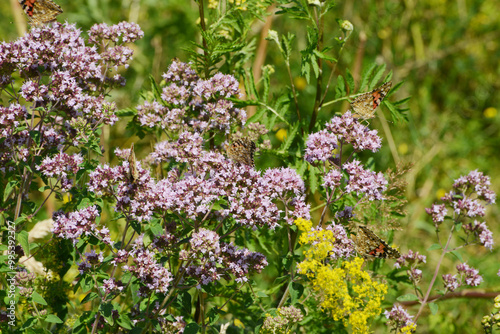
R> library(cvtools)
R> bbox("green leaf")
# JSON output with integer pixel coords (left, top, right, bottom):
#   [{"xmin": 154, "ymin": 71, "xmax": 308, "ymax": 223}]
[
  {"xmin": 80, "ymin": 292, "xmax": 99, "ymax": 304},
  {"xmin": 21, "ymin": 317, "xmax": 38, "ymax": 330},
  {"xmin": 207, "ymin": 308, "xmax": 220, "ymax": 326},
  {"xmin": 149, "ymin": 75, "xmax": 163, "ymax": 102},
  {"xmin": 334, "ymin": 75, "xmax": 346, "ymax": 99},
  {"xmin": 80, "ymin": 275, "xmax": 94, "ymax": 293},
  {"xmin": 345, "ymin": 68, "xmax": 355, "ymax": 93},
  {"xmin": 37, "ymin": 185, "xmax": 51, "ymax": 192},
  {"xmin": 359, "ymin": 63, "xmax": 377, "ymax": 90},
  {"xmin": 311, "ymin": 54, "xmax": 319, "ymax": 79},
  {"xmin": 149, "ymin": 220, "xmax": 163, "ymax": 237},
  {"xmin": 429, "ymin": 302, "xmax": 439, "ymax": 315},
  {"xmin": 247, "ymin": 107, "xmax": 266, "ymax": 123},
  {"xmin": 14, "ymin": 215, "xmax": 27, "ymax": 226},
  {"xmin": 281, "ymin": 33, "xmax": 295, "ymax": 60},
  {"xmin": 427, "ymin": 244, "xmax": 442, "ymax": 251},
  {"xmin": 115, "ymin": 108, "xmax": 136, "ymax": 117},
  {"xmin": 295, "ymin": 160, "xmax": 308, "ymax": 178},
  {"xmin": 302, "ymin": 61, "xmax": 311, "ymax": 83},
  {"xmin": 101, "ymin": 302, "xmax": 115, "ymax": 326},
  {"xmin": 261, "ymin": 69, "xmax": 270, "ymax": 104},
  {"xmin": 32, "ymin": 291, "xmax": 48, "ymax": 305},
  {"xmin": 396, "ymin": 293, "xmax": 419, "ymax": 302},
  {"xmin": 179, "ymin": 291, "xmax": 192, "ymax": 315},
  {"xmin": 117, "ymin": 314, "xmax": 133, "ymax": 330},
  {"xmin": 4, "ymin": 180, "xmax": 18, "ymax": 201},
  {"xmin": 244, "ymin": 69, "xmax": 259, "ymax": 100},
  {"xmin": 389, "ymin": 80, "xmax": 405, "ymax": 95},
  {"xmin": 370, "ymin": 64, "xmax": 387, "ymax": 88},
  {"xmin": 312, "ymin": 49, "xmax": 336, "ymax": 62},
  {"xmin": 45, "ymin": 314, "xmax": 63, "ymax": 324},
  {"xmin": 450, "ymin": 250, "xmax": 463, "ymax": 262},
  {"xmin": 184, "ymin": 322, "xmax": 200, "ymax": 334},
  {"xmin": 309, "ymin": 166, "xmax": 318, "ymax": 194},
  {"xmin": 280, "ymin": 122, "xmax": 299, "ymax": 152},
  {"xmin": 256, "ymin": 291, "xmax": 268, "ymax": 298},
  {"xmin": 18, "ymin": 231, "xmax": 30, "ymax": 257},
  {"xmin": 289, "ymin": 282, "xmax": 304, "ymax": 304}
]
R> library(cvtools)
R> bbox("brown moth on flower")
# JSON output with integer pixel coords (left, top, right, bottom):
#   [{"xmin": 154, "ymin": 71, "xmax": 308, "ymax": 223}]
[
  {"xmin": 350, "ymin": 81, "xmax": 392, "ymax": 120},
  {"xmin": 351, "ymin": 225, "xmax": 400, "ymax": 259},
  {"xmin": 225, "ymin": 138, "xmax": 256, "ymax": 167},
  {"xmin": 18, "ymin": 0, "xmax": 63, "ymax": 26},
  {"xmin": 127, "ymin": 143, "xmax": 139, "ymax": 183}
]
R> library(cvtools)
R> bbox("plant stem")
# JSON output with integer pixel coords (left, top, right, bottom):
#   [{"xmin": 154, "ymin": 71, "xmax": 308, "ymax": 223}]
[{"xmin": 414, "ymin": 225, "xmax": 455, "ymax": 321}]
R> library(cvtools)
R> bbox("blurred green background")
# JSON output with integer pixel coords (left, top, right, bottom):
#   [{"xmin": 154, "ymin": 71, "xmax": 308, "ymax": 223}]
[{"xmin": 2, "ymin": 0, "xmax": 499, "ymax": 332}]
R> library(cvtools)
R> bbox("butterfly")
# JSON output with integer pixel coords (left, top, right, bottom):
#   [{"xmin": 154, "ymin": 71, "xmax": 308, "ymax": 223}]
[
  {"xmin": 352, "ymin": 225, "xmax": 400, "ymax": 259},
  {"xmin": 18, "ymin": 0, "xmax": 63, "ymax": 26},
  {"xmin": 127, "ymin": 143, "xmax": 139, "ymax": 183},
  {"xmin": 225, "ymin": 138, "xmax": 256, "ymax": 167},
  {"xmin": 350, "ymin": 81, "xmax": 392, "ymax": 120}
]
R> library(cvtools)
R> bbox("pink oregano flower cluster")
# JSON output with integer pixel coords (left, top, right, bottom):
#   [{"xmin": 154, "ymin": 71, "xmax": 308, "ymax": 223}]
[
  {"xmin": 36, "ymin": 152, "xmax": 83, "ymax": 191},
  {"xmin": 305, "ymin": 112, "xmax": 387, "ymax": 202},
  {"xmin": 426, "ymin": 170, "xmax": 495, "ymax": 249},
  {"xmin": 136, "ymin": 60, "xmax": 246, "ymax": 133},
  {"xmin": 442, "ymin": 262, "xmax": 483, "ymax": 293},
  {"xmin": 87, "ymin": 135, "xmax": 310, "ymax": 229},
  {"xmin": 0, "ymin": 21, "xmax": 143, "ymax": 174}
]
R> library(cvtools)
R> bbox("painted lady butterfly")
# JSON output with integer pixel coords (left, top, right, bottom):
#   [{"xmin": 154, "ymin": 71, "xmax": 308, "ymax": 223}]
[
  {"xmin": 19, "ymin": 0, "xmax": 63, "ymax": 26},
  {"xmin": 352, "ymin": 225, "xmax": 400, "ymax": 259},
  {"xmin": 127, "ymin": 143, "xmax": 139, "ymax": 183},
  {"xmin": 350, "ymin": 81, "xmax": 392, "ymax": 120},
  {"xmin": 226, "ymin": 138, "xmax": 256, "ymax": 167}
]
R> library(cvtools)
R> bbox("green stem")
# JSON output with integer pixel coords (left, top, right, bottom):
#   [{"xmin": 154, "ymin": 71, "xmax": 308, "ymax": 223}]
[{"xmin": 414, "ymin": 225, "xmax": 455, "ymax": 321}]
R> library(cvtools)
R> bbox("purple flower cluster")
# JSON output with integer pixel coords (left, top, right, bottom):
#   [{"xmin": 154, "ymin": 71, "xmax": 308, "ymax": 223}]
[
  {"xmin": 323, "ymin": 169, "xmax": 342, "ymax": 189},
  {"xmin": 326, "ymin": 111, "xmax": 382, "ymax": 152},
  {"xmin": 304, "ymin": 129, "xmax": 338, "ymax": 163},
  {"xmin": 88, "ymin": 22, "xmax": 143, "ymax": 69},
  {"xmin": 452, "ymin": 170, "xmax": 496, "ymax": 204},
  {"xmin": 304, "ymin": 112, "xmax": 381, "ymax": 164},
  {"xmin": 426, "ymin": 171, "xmax": 495, "ymax": 248},
  {"xmin": 442, "ymin": 274, "xmax": 459, "ymax": 292},
  {"xmin": 425, "ymin": 204, "xmax": 447, "ymax": 225},
  {"xmin": 439, "ymin": 171, "xmax": 496, "ymax": 218},
  {"xmin": 52, "ymin": 205, "xmax": 111, "ymax": 245},
  {"xmin": 463, "ymin": 220, "xmax": 494, "ymax": 250},
  {"xmin": 185, "ymin": 228, "xmax": 268, "ymax": 286},
  {"xmin": 136, "ymin": 60, "xmax": 246, "ymax": 133},
  {"xmin": 87, "ymin": 134, "xmax": 309, "ymax": 228},
  {"xmin": 344, "ymin": 160, "xmax": 387, "ymax": 200},
  {"xmin": 124, "ymin": 236, "xmax": 173, "ymax": 296},
  {"xmin": 89, "ymin": 22, "xmax": 144, "ymax": 45},
  {"xmin": 456, "ymin": 262, "xmax": 483, "ymax": 286},
  {"xmin": 384, "ymin": 305, "xmax": 416, "ymax": 333},
  {"xmin": 394, "ymin": 250, "xmax": 427, "ymax": 269},
  {"xmin": 36, "ymin": 153, "xmax": 83, "ymax": 191},
  {"xmin": 262, "ymin": 167, "xmax": 310, "ymax": 224},
  {"xmin": 394, "ymin": 250, "xmax": 427, "ymax": 285},
  {"xmin": 326, "ymin": 222, "xmax": 356, "ymax": 259},
  {"xmin": 100, "ymin": 278, "xmax": 124, "ymax": 294},
  {"xmin": 151, "ymin": 131, "xmax": 204, "ymax": 164},
  {"xmin": 442, "ymin": 262, "xmax": 483, "ymax": 292},
  {"xmin": 0, "ymin": 22, "xmax": 142, "ymax": 177}
]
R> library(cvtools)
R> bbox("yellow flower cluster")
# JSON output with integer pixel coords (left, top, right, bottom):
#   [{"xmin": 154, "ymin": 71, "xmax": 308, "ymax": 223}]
[
  {"xmin": 295, "ymin": 218, "xmax": 388, "ymax": 334},
  {"xmin": 401, "ymin": 323, "xmax": 418, "ymax": 333}
]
